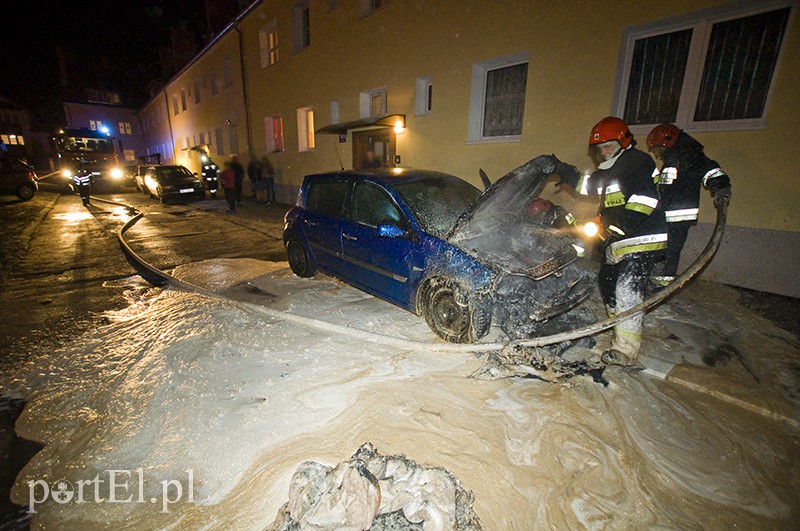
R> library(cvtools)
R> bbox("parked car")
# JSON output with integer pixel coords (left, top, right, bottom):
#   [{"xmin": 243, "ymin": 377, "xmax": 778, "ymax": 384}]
[
  {"xmin": 124, "ymin": 164, "xmax": 150, "ymax": 192},
  {"xmin": 283, "ymin": 156, "xmax": 593, "ymax": 343},
  {"xmin": 142, "ymin": 165, "xmax": 205, "ymax": 203},
  {"xmin": 0, "ymin": 156, "xmax": 38, "ymax": 201}
]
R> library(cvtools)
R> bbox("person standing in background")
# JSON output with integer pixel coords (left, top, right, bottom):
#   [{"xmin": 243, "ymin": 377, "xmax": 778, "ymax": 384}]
[
  {"xmin": 219, "ymin": 161, "xmax": 237, "ymax": 213},
  {"xmin": 229, "ymin": 155, "xmax": 245, "ymax": 206},
  {"xmin": 262, "ymin": 155, "xmax": 276, "ymax": 205}
]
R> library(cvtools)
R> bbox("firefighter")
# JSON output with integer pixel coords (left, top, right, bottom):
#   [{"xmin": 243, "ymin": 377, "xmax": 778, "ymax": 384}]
[
  {"xmin": 646, "ymin": 123, "xmax": 732, "ymax": 286},
  {"xmin": 559, "ymin": 116, "xmax": 668, "ymax": 367},
  {"xmin": 73, "ymin": 168, "xmax": 93, "ymax": 206}
]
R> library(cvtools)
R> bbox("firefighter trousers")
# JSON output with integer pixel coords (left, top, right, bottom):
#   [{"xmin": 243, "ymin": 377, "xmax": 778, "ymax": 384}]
[{"xmin": 599, "ymin": 253, "xmax": 655, "ymax": 360}]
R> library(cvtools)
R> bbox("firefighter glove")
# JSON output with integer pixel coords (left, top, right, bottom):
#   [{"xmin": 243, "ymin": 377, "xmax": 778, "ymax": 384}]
[{"xmin": 554, "ymin": 161, "xmax": 581, "ymax": 189}]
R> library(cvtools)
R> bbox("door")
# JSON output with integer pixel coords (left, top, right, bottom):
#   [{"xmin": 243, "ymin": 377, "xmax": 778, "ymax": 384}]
[
  {"xmin": 302, "ymin": 178, "xmax": 351, "ymax": 274},
  {"xmin": 352, "ymin": 129, "xmax": 395, "ymax": 170},
  {"xmin": 340, "ymin": 181, "xmax": 419, "ymax": 307}
]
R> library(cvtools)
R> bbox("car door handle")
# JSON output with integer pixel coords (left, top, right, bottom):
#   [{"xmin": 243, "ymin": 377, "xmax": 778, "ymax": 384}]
[
  {"xmin": 342, "ymin": 233, "xmax": 357, "ymax": 241},
  {"xmin": 304, "ymin": 220, "xmax": 317, "ymax": 226}
]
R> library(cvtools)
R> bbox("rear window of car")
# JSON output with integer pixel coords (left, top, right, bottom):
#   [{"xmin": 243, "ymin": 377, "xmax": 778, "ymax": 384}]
[
  {"xmin": 306, "ymin": 180, "xmax": 350, "ymax": 217},
  {"xmin": 158, "ymin": 167, "xmax": 194, "ymax": 181}
]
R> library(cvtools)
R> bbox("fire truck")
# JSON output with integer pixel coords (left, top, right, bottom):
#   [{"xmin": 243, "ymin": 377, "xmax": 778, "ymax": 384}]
[{"xmin": 52, "ymin": 128, "xmax": 124, "ymax": 185}]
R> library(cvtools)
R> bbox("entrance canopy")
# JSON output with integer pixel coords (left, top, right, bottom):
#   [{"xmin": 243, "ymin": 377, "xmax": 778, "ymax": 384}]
[{"xmin": 316, "ymin": 114, "xmax": 405, "ymax": 135}]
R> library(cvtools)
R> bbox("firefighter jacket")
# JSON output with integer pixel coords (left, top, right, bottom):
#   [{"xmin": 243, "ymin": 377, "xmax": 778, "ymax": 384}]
[
  {"xmin": 576, "ymin": 146, "xmax": 668, "ymax": 264},
  {"xmin": 73, "ymin": 173, "xmax": 92, "ymax": 187},
  {"xmin": 657, "ymin": 133, "xmax": 731, "ymax": 223}
]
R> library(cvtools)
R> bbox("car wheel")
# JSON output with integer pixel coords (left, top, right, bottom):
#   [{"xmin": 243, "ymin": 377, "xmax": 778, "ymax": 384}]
[
  {"xmin": 423, "ymin": 278, "xmax": 491, "ymax": 343},
  {"xmin": 287, "ymin": 240, "xmax": 317, "ymax": 278},
  {"xmin": 16, "ymin": 183, "xmax": 35, "ymax": 201}
]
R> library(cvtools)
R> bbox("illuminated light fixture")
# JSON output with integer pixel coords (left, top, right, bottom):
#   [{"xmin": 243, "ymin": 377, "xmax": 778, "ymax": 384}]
[
  {"xmin": 393, "ymin": 119, "xmax": 405, "ymax": 134},
  {"xmin": 101, "ymin": 126, "xmax": 109, "ymax": 134},
  {"xmin": 110, "ymin": 167, "xmax": 123, "ymax": 180},
  {"xmin": 59, "ymin": 129, "xmax": 64, "ymax": 134},
  {"xmin": 583, "ymin": 221, "xmax": 599, "ymax": 238},
  {"xmin": 392, "ymin": 167, "xmax": 403, "ymax": 174},
  {"xmin": 61, "ymin": 169, "xmax": 73, "ymax": 178},
  {"xmin": 9, "ymin": 134, "xmax": 16, "ymax": 139}
]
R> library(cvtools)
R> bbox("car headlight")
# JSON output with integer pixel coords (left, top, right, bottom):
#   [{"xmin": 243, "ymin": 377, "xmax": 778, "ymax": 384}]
[
  {"xmin": 110, "ymin": 167, "xmax": 123, "ymax": 179},
  {"xmin": 62, "ymin": 169, "xmax": 73, "ymax": 178}
]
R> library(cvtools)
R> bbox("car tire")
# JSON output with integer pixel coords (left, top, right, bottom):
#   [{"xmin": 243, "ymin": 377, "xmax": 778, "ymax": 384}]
[
  {"xmin": 287, "ymin": 239, "xmax": 317, "ymax": 278},
  {"xmin": 423, "ymin": 278, "xmax": 491, "ymax": 343},
  {"xmin": 16, "ymin": 183, "xmax": 35, "ymax": 201}
]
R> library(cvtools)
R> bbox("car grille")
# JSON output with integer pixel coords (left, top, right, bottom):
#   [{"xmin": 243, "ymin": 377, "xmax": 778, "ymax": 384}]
[{"xmin": 526, "ymin": 249, "xmax": 576, "ymax": 280}]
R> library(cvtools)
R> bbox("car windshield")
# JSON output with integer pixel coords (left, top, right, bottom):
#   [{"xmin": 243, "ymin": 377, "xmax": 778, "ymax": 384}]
[
  {"xmin": 393, "ymin": 175, "xmax": 480, "ymax": 238},
  {"xmin": 158, "ymin": 167, "xmax": 194, "ymax": 181}
]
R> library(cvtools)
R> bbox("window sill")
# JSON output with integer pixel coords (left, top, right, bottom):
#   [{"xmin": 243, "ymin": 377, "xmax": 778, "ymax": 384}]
[
  {"xmin": 629, "ymin": 119, "xmax": 767, "ymax": 136},
  {"xmin": 465, "ymin": 135, "xmax": 522, "ymax": 145}
]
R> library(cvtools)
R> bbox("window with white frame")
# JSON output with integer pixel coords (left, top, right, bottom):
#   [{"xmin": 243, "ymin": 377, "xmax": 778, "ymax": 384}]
[
  {"xmin": 265, "ymin": 114, "xmax": 285, "ymax": 153},
  {"xmin": 467, "ymin": 52, "xmax": 529, "ymax": 143},
  {"xmin": 297, "ymin": 107, "xmax": 315, "ymax": 152},
  {"xmin": 613, "ymin": 1, "xmax": 792, "ymax": 131},
  {"xmin": 259, "ymin": 21, "xmax": 279, "ymax": 68},
  {"xmin": 194, "ymin": 80, "xmax": 201, "ymax": 104},
  {"xmin": 359, "ymin": 0, "xmax": 387, "ymax": 17},
  {"xmin": 293, "ymin": 2, "xmax": 311, "ymax": 53},
  {"xmin": 359, "ymin": 87, "xmax": 387, "ymax": 118},
  {"xmin": 415, "ymin": 76, "xmax": 432, "ymax": 116},
  {"xmin": 180, "ymin": 89, "xmax": 187, "ymax": 111},
  {"xmin": 210, "ymin": 67, "xmax": 219, "ymax": 95}
]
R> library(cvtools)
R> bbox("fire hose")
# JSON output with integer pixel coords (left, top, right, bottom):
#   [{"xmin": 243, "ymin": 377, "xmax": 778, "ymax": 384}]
[{"xmin": 95, "ymin": 193, "xmax": 728, "ymax": 354}]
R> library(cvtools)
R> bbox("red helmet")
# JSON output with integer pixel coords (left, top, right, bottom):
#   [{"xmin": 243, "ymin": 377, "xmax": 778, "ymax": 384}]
[
  {"xmin": 589, "ymin": 116, "xmax": 633, "ymax": 148},
  {"xmin": 646, "ymin": 123, "xmax": 681, "ymax": 151}
]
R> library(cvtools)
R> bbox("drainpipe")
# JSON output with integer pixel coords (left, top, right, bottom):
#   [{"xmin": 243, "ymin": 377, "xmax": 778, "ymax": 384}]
[
  {"xmin": 163, "ymin": 89, "xmax": 175, "ymax": 163},
  {"xmin": 234, "ymin": 23, "xmax": 253, "ymax": 156}
]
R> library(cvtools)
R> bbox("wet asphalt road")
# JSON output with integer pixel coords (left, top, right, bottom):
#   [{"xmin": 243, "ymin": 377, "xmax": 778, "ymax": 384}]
[
  {"xmin": 0, "ymin": 182, "xmax": 287, "ymax": 364},
  {"xmin": 0, "ymin": 181, "xmax": 289, "ymax": 524}
]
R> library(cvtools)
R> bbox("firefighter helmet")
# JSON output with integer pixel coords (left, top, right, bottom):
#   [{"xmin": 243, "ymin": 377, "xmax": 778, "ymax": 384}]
[
  {"xmin": 589, "ymin": 116, "xmax": 633, "ymax": 148},
  {"xmin": 646, "ymin": 123, "xmax": 681, "ymax": 151}
]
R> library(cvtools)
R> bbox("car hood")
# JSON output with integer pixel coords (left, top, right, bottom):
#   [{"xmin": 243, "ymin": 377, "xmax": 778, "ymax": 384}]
[{"xmin": 447, "ymin": 154, "xmax": 578, "ymax": 278}]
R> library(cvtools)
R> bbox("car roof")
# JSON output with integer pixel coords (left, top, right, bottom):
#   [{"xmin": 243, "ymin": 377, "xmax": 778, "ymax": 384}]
[{"xmin": 305, "ymin": 168, "xmax": 468, "ymax": 187}]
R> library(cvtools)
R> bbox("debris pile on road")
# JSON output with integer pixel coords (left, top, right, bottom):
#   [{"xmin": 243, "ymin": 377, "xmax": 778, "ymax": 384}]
[
  {"xmin": 472, "ymin": 344, "xmax": 607, "ymax": 386},
  {"xmin": 268, "ymin": 442, "xmax": 482, "ymax": 530}
]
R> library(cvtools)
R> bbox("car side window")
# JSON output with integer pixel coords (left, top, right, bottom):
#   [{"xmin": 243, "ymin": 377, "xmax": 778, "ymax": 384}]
[
  {"xmin": 349, "ymin": 182, "xmax": 404, "ymax": 227},
  {"xmin": 306, "ymin": 180, "xmax": 350, "ymax": 217}
]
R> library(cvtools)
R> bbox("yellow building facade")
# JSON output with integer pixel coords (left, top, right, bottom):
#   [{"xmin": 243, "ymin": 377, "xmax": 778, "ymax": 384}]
[{"xmin": 140, "ymin": 0, "xmax": 800, "ymax": 296}]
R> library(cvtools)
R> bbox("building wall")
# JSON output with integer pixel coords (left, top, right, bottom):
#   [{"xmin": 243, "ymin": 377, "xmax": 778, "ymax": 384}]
[{"xmin": 141, "ymin": 0, "xmax": 800, "ymax": 296}]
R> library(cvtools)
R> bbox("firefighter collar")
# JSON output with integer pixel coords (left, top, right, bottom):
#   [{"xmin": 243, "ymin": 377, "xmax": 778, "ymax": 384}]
[{"xmin": 597, "ymin": 145, "xmax": 629, "ymax": 170}]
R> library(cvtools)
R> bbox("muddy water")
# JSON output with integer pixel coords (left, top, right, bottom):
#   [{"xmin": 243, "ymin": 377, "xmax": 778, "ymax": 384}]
[{"xmin": 3, "ymin": 259, "xmax": 798, "ymax": 528}]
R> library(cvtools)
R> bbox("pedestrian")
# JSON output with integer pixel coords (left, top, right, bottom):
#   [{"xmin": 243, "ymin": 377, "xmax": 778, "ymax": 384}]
[
  {"xmin": 229, "ymin": 155, "xmax": 245, "ymax": 206},
  {"xmin": 558, "ymin": 116, "xmax": 668, "ymax": 367},
  {"xmin": 73, "ymin": 167, "xmax": 93, "ymax": 206},
  {"xmin": 247, "ymin": 154, "xmax": 264, "ymax": 203},
  {"xmin": 219, "ymin": 161, "xmax": 237, "ymax": 213},
  {"xmin": 646, "ymin": 123, "xmax": 732, "ymax": 286},
  {"xmin": 261, "ymin": 155, "xmax": 276, "ymax": 204},
  {"xmin": 361, "ymin": 148, "xmax": 382, "ymax": 169}
]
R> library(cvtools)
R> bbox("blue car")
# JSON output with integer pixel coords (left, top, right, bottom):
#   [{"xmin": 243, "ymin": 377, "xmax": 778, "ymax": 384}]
[{"xmin": 283, "ymin": 156, "xmax": 593, "ymax": 343}]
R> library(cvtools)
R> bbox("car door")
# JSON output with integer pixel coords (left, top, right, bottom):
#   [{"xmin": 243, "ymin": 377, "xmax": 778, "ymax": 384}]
[
  {"xmin": 340, "ymin": 181, "xmax": 420, "ymax": 307},
  {"xmin": 0, "ymin": 158, "xmax": 12, "ymax": 194},
  {"xmin": 302, "ymin": 178, "xmax": 351, "ymax": 275}
]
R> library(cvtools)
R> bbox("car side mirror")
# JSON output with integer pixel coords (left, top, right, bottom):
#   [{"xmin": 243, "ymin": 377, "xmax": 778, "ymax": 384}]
[{"xmin": 377, "ymin": 223, "xmax": 408, "ymax": 238}]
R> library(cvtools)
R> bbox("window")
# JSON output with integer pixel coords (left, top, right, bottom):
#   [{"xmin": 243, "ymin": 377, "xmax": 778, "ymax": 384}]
[
  {"xmin": 259, "ymin": 21, "xmax": 279, "ymax": 67},
  {"xmin": 613, "ymin": 1, "xmax": 792, "ymax": 131},
  {"xmin": 119, "ymin": 122, "xmax": 126, "ymax": 134},
  {"xmin": 180, "ymin": 89, "xmax": 187, "ymax": 111},
  {"xmin": 199, "ymin": 132, "xmax": 205, "ymax": 145},
  {"xmin": 359, "ymin": 0, "xmax": 387, "ymax": 17},
  {"xmin": 359, "ymin": 87, "xmax": 387, "ymax": 118},
  {"xmin": 172, "ymin": 95, "xmax": 179, "ymax": 115},
  {"xmin": 223, "ymin": 57, "xmax": 233, "ymax": 88},
  {"xmin": 297, "ymin": 107, "xmax": 315, "ymax": 152},
  {"xmin": 349, "ymin": 182, "xmax": 403, "ymax": 227},
  {"xmin": 118, "ymin": 122, "xmax": 132, "ymax": 134},
  {"xmin": 415, "ymin": 77, "xmax": 433, "ymax": 115},
  {"xmin": 265, "ymin": 114, "xmax": 285, "ymax": 152},
  {"xmin": 210, "ymin": 66, "xmax": 219, "ymax": 95},
  {"xmin": 194, "ymin": 80, "xmax": 201, "ymax": 104},
  {"xmin": 126, "ymin": 123, "xmax": 132, "ymax": 135},
  {"xmin": 467, "ymin": 52, "xmax": 529, "ymax": 143},
  {"xmin": 306, "ymin": 180, "xmax": 350, "ymax": 217},
  {"xmin": 293, "ymin": 2, "xmax": 311, "ymax": 52}
]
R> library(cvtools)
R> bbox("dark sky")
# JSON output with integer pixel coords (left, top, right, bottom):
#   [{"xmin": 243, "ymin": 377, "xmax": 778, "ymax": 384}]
[{"xmin": 1, "ymin": 0, "xmax": 207, "ymax": 130}]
